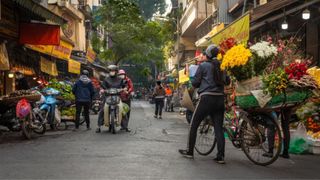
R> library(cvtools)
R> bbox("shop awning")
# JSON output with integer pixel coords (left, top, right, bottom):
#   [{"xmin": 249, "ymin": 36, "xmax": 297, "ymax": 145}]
[
  {"xmin": 179, "ymin": 69, "xmax": 189, "ymax": 84},
  {"xmin": 14, "ymin": 0, "xmax": 66, "ymax": 25},
  {"xmin": 209, "ymin": 13, "xmax": 250, "ymax": 45},
  {"xmin": 26, "ymin": 40, "xmax": 73, "ymax": 61},
  {"xmin": 195, "ymin": 23, "xmax": 225, "ymax": 47}
]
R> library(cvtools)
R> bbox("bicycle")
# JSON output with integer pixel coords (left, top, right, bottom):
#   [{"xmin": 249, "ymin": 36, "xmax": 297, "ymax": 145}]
[{"xmin": 195, "ymin": 107, "xmax": 283, "ymax": 166}]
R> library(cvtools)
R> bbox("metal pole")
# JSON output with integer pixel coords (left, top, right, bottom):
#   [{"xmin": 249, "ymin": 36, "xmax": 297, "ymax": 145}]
[{"xmin": 242, "ymin": 0, "xmax": 247, "ymax": 15}]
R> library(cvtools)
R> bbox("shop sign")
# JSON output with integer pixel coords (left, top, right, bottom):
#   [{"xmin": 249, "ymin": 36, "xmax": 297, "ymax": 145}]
[
  {"xmin": 40, "ymin": 57, "xmax": 58, "ymax": 76},
  {"xmin": 68, "ymin": 59, "xmax": 81, "ymax": 74},
  {"xmin": 26, "ymin": 40, "xmax": 73, "ymax": 61},
  {"xmin": 0, "ymin": 42, "xmax": 9, "ymax": 70},
  {"xmin": 86, "ymin": 47, "xmax": 96, "ymax": 63},
  {"xmin": 210, "ymin": 13, "xmax": 250, "ymax": 45},
  {"xmin": 179, "ymin": 69, "xmax": 189, "ymax": 84}
]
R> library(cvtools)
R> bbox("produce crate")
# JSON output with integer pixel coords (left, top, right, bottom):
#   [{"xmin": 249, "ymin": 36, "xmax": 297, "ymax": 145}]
[{"xmin": 235, "ymin": 90, "xmax": 311, "ymax": 109}]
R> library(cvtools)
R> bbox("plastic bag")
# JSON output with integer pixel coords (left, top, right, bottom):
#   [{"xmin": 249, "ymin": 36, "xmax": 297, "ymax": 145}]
[
  {"xmin": 16, "ymin": 98, "xmax": 31, "ymax": 118},
  {"xmin": 122, "ymin": 103, "xmax": 130, "ymax": 116},
  {"xmin": 289, "ymin": 123, "xmax": 309, "ymax": 154},
  {"xmin": 55, "ymin": 107, "xmax": 61, "ymax": 123}
]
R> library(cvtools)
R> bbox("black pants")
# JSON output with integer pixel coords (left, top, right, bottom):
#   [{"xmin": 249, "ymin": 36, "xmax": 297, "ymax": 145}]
[
  {"xmin": 155, "ymin": 98, "xmax": 164, "ymax": 116},
  {"xmin": 75, "ymin": 101, "xmax": 90, "ymax": 129},
  {"xmin": 281, "ymin": 109, "xmax": 292, "ymax": 155},
  {"xmin": 122, "ymin": 99, "xmax": 131, "ymax": 128},
  {"xmin": 188, "ymin": 95, "xmax": 225, "ymax": 158}
]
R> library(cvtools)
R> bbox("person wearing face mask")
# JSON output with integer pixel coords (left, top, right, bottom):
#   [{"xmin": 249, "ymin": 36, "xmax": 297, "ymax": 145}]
[
  {"xmin": 96, "ymin": 65, "xmax": 125, "ymax": 133},
  {"xmin": 118, "ymin": 69, "xmax": 134, "ymax": 132},
  {"xmin": 15, "ymin": 71, "xmax": 30, "ymax": 90}
]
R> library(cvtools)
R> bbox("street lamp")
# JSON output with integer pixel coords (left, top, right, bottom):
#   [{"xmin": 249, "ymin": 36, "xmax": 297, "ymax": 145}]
[{"xmin": 302, "ymin": 9, "xmax": 310, "ymax": 20}]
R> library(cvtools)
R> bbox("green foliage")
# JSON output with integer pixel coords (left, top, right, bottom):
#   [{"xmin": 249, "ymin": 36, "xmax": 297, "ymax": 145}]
[{"xmin": 131, "ymin": 0, "xmax": 167, "ymax": 19}]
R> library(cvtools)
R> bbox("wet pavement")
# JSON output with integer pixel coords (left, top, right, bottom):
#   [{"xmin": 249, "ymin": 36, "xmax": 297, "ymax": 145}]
[{"xmin": 0, "ymin": 101, "xmax": 319, "ymax": 179}]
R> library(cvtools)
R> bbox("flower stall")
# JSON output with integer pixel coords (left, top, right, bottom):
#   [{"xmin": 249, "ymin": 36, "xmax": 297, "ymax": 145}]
[{"xmin": 218, "ymin": 36, "xmax": 320, "ymax": 154}]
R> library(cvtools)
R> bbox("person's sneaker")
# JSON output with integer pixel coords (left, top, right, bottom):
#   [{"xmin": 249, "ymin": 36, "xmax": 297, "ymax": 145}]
[
  {"xmin": 95, "ymin": 128, "xmax": 101, "ymax": 133},
  {"xmin": 262, "ymin": 152, "xmax": 273, "ymax": 158},
  {"xmin": 213, "ymin": 157, "xmax": 225, "ymax": 164},
  {"xmin": 158, "ymin": 116, "xmax": 162, "ymax": 119},
  {"xmin": 125, "ymin": 128, "xmax": 131, "ymax": 132},
  {"xmin": 154, "ymin": 115, "xmax": 158, "ymax": 118},
  {"xmin": 280, "ymin": 153, "xmax": 290, "ymax": 159},
  {"xmin": 120, "ymin": 127, "xmax": 126, "ymax": 131},
  {"xmin": 178, "ymin": 149, "xmax": 193, "ymax": 159}
]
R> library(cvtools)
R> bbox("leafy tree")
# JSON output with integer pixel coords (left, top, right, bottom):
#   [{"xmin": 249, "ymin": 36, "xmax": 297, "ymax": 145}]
[{"xmin": 131, "ymin": 0, "xmax": 167, "ymax": 19}]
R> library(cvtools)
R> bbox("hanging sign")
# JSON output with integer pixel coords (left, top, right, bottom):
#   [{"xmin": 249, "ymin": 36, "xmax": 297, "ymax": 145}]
[
  {"xmin": 26, "ymin": 40, "xmax": 73, "ymax": 61},
  {"xmin": 179, "ymin": 69, "xmax": 189, "ymax": 84},
  {"xmin": 40, "ymin": 57, "xmax": 58, "ymax": 76},
  {"xmin": 68, "ymin": 59, "xmax": 81, "ymax": 74},
  {"xmin": 86, "ymin": 47, "xmax": 96, "ymax": 63},
  {"xmin": 210, "ymin": 13, "xmax": 250, "ymax": 45}
]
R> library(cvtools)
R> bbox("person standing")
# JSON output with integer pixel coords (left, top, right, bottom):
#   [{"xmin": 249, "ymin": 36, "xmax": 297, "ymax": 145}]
[
  {"xmin": 72, "ymin": 70, "xmax": 94, "ymax": 131},
  {"xmin": 153, "ymin": 80, "xmax": 165, "ymax": 119},
  {"xmin": 15, "ymin": 71, "xmax": 30, "ymax": 90},
  {"xmin": 118, "ymin": 69, "xmax": 134, "ymax": 132},
  {"xmin": 164, "ymin": 84, "xmax": 173, "ymax": 112},
  {"xmin": 179, "ymin": 44, "xmax": 230, "ymax": 164}
]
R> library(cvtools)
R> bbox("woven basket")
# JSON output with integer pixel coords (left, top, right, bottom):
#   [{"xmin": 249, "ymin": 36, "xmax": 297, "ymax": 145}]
[{"xmin": 235, "ymin": 90, "xmax": 311, "ymax": 109}]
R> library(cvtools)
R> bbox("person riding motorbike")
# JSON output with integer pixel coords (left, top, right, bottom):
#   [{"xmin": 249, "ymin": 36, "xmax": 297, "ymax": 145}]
[
  {"xmin": 165, "ymin": 84, "xmax": 174, "ymax": 112},
  {"xmin": 96, "ymin": 65, "xmax": 125, "ymax": 133},
  {"xmin": 118, "ymin": 69, "xmax": 134, "ymax": 132}
]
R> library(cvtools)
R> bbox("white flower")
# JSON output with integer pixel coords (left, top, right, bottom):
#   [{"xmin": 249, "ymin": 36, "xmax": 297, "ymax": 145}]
[{"xmin": 250, "ymin": 41, "xmax": 277, "ymax": 58}]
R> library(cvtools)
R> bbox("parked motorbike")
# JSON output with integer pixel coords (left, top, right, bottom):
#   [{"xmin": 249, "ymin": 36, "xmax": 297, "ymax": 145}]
[
  {"xmin": 104, "ymin": 88, "xmax": 123, "ymax": 134},
  {"xmin": 38, "ymin": 88, "xmax": 60, "ymax": 130}
]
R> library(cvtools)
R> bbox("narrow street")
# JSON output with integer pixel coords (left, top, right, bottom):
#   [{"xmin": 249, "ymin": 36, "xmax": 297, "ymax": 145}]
[{"xmin": 0, "ymin": 101, "xmax": 319, "ymax": 179}]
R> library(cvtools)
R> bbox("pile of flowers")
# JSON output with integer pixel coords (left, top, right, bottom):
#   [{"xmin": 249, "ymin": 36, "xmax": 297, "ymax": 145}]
[
  {"xmin": 250, "ymin": 41, "xmax": 277, "ymax": 75},
  {"xmin": 262, "ymin": 68, "xmax": 288, "ymax": 96},
  {"xmin": 219, "ymin": 38, "xmax": 236, "ymax": 55},
  {"xmin": 307, "ymin": 67, "xmax": 320, "ymax": 87},
  {"xmin": 221, "ymin": 44, "xmax": 252, "ymax": 70},
  {"xmin": 285, "ymin": 62, "xmax": 308, "ymax": 80},
  {"xmin": 250, "ymin": 41, "xmax": 278, "ymax": 58}
]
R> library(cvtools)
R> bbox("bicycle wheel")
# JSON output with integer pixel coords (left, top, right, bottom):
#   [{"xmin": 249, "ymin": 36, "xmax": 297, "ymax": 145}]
[
  {"xmin": 195, "ymin": 118, "xmax": 216, "ymax": 156},
  {"xmin": 240, "ymin": 113, "xmax": 282, "ymax": 166}
]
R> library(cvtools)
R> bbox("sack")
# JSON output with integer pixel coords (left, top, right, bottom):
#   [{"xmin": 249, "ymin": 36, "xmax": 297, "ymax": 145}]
[
  {"xmin": 180, "ymin": 89, "xmax": 194, "ymax": 111},
  {"xmin": 122, "ymin": 103, "xmax": 130, "ymax": 116},
  {"xmin": 55, "ymin": 107, "xmax": 61, "ymax": 123},
  {"xmin": 289, "ymin": 123, "xmax": 309, "ymax": 154},
  {"xmin": 16, "ymin": 98, "xmax": 31, "ymax": 118},
  {"xmin": 236, "ymin": 76, "xmax": 263, "ymax": 95}
]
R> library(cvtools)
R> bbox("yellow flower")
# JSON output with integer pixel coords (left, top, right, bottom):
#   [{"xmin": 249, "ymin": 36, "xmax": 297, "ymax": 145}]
[
  {"xmin": 217, "ymin": 53, "xmax": 223, "ymax": 61},
  {"xmin": 221, "ymin": 44, "xmax": 252, "ymax": 70}
]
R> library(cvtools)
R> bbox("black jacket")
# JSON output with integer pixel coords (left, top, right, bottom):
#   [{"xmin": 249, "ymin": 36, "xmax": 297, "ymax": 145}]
[
  {"xmin": 102, "ymin": 76, "xmax": 125, "ymax": 89},
  {"xmin": 192, "ymin": 59, "xmax": 230, "ymax": 94}
]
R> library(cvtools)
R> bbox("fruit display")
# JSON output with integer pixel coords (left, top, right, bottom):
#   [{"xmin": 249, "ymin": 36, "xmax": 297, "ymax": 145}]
[
  {"xmin": 306, "ymin": 116, "xmax": 320, "ymax": 133},
  {"xmin": 7, "ymin": 90, "xmax": 32, "ymax": 97},
  {"xmin": 91, "ymin": 78, "xmax": 101, "ymax": 90},
  {"xmin": 47, "ymin": 79, "xmax": 75, "ymax": 101},
  {"xmin": 296, "ymin": 102, "xmax": 320, "ymax": 132},
  {"xmin": 61, "ymin": 107, "xmax": 76, "ymax": 117},
  {"xmin": 308, "ymin": 131, "xmax": 320, "ymax": 140}
]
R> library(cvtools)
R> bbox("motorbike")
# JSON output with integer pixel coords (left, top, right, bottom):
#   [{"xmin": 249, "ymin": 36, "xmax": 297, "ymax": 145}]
[
  {"xmin": 103, "ymin": 88, "xmax": 123, "ymax": 134},
  {"xmin": 37, "ymin": 88, "xmax": 61, "ymax": 130}
]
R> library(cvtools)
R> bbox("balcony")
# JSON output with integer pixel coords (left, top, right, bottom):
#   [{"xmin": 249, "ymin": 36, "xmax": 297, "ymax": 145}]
[
  {"xmin": 195, "ymin": 13, "xmax": 217, "ymax": 41},
  {"xmin": 180, "ymin": 0, "xmax": 207, "ymax": 37}
]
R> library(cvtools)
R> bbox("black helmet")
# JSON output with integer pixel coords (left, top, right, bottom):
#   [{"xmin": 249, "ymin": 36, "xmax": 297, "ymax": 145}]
[
  {"xmin": 82, "ymin": 70, "xmax": 89, "ymax": 76},
  {"xmin": 108, "ymin": 65, "xmax": 118, "ymax": 72},
  {"xmin": 205, "ymin": 44, "xmax": 219, "ymax": 59}
]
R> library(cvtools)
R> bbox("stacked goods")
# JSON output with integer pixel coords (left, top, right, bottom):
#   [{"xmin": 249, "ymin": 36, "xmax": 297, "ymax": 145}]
[
  {"xmin": 47, "ymin": 79, "xmax": 75, "ymax": 101},
  {"xmin": 61, "ymin": 107, "xmax": 76, "ymax": 119}
]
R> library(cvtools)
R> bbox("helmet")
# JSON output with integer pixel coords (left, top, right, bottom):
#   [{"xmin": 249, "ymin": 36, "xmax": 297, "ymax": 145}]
[
  {"xmin": 205, "ymin": 44, "xmax": 219, "ymax": 59},
  {"xmin": 118, "ymin": 69, "xmax": 126, "ymax": 75},
  {"xmin": 82, "ymin": 70, "xmax": 89, "ymax": 76},
  {"xmin": 108, "ymin": 65, "xmax": 118, "ymax": 72}
]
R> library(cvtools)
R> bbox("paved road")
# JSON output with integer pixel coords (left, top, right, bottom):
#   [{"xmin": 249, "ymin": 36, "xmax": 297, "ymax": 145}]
[{"xmin": 0, "ymin": 101, "xmax": 319, "ymax": 179}]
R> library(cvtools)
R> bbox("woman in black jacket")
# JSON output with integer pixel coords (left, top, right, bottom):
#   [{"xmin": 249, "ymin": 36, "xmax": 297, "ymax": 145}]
[{"xmin": 179, "ymin": 44, "xmax": 230, "ymax": 164}]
